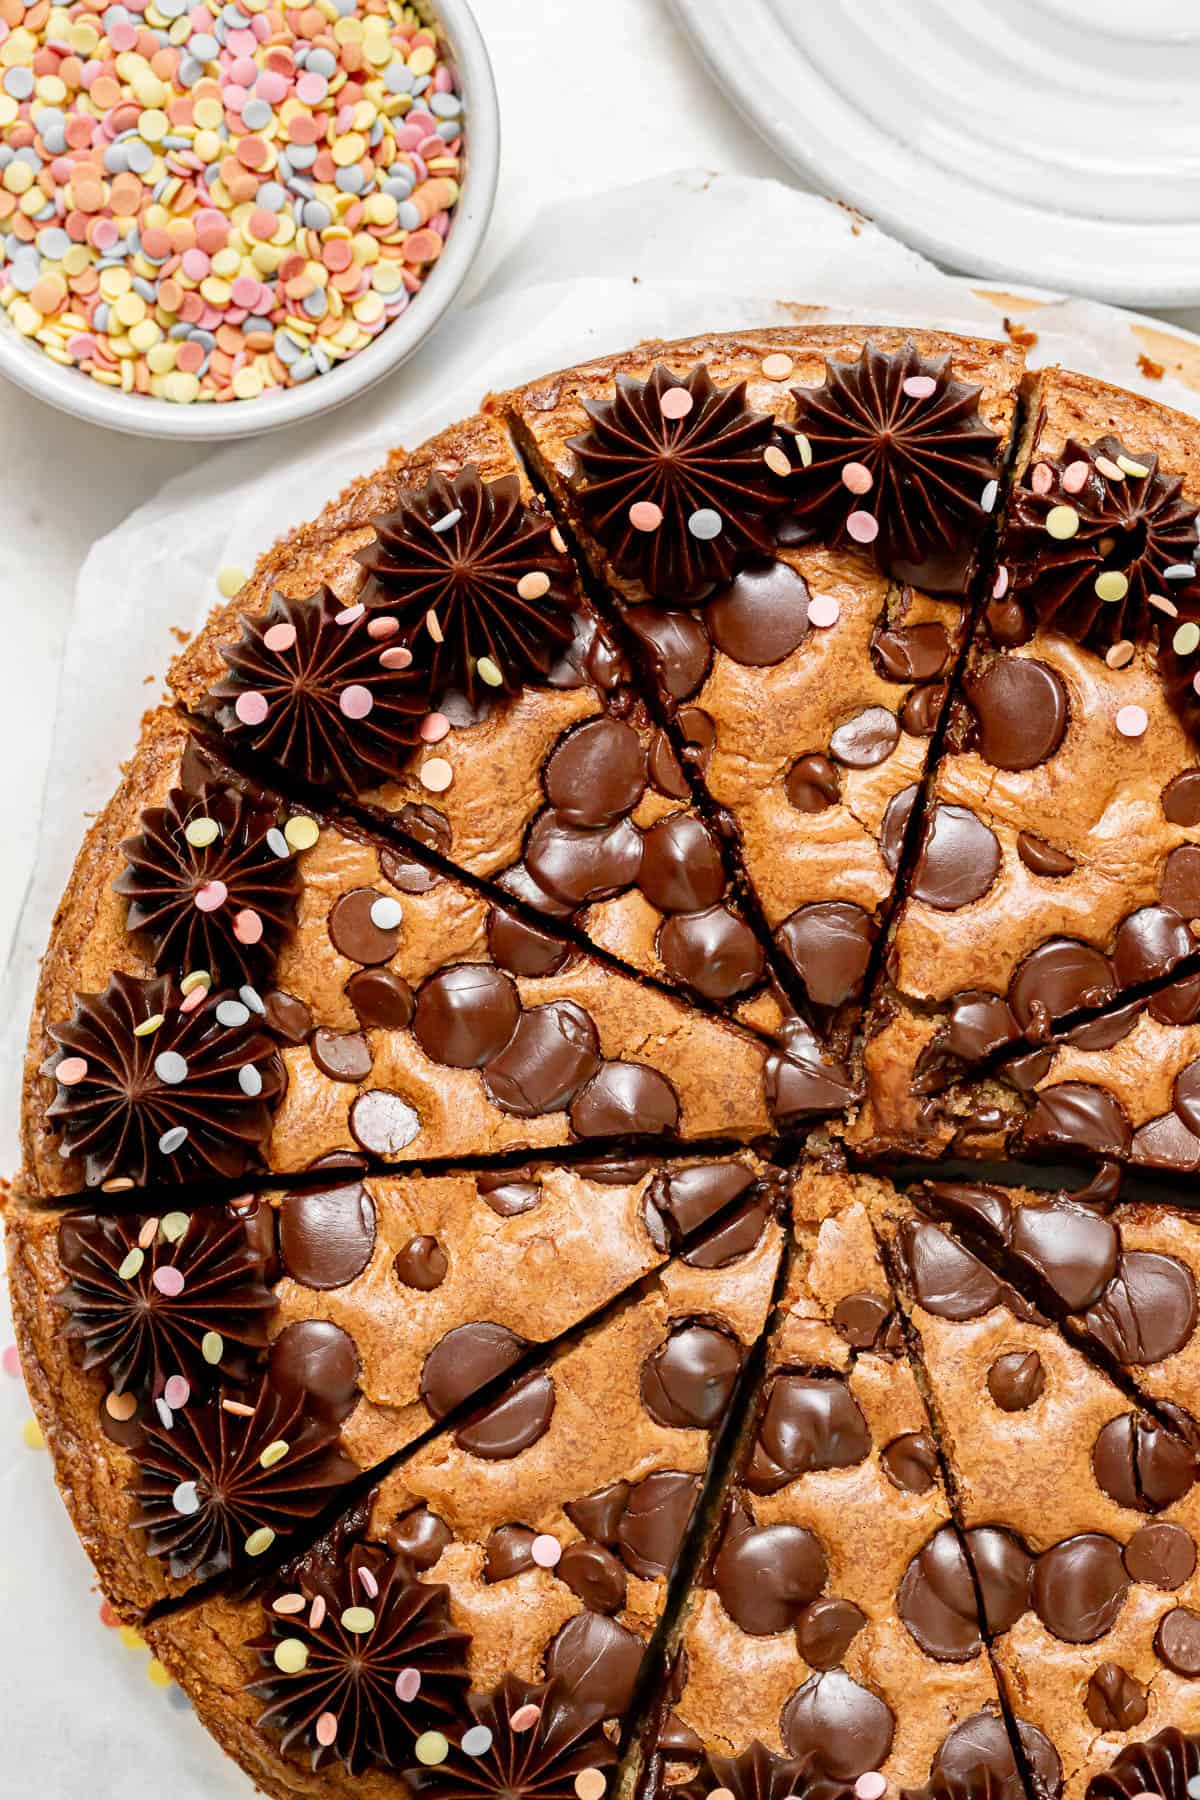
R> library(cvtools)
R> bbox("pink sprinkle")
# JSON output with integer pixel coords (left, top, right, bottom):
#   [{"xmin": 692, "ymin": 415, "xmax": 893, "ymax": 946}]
[
  {"xmin": 659, "ymin": 386, "xmax": 694, "ymax": 420},
  {"xmin": 531, "ymin": 1534, "xmax": 561, "ymax": 1569},
  {"xmin": 263, "ymin": 622, "xmax": 297, "ymax": 653},
  {"xmin": 233, "ymin": 908, "xmax": 264, "ymax": 945},
  {"xmin": 336, "ymin": 603, "xmax": 365, "ymax": 626},
  {"xmin": 109, "ymin": 20, "xmax": 137, "ymax": 49},
  {"xmin": 3, "ymin": 1344, "xmax": 22, "ymax": 1378},
  {"xmin": 235, "ymin": 691, "xmax": 269, "ymax": 727},
  {"xmin": 309, "ymin": 1594, "xmax": 326, "ymax": 1630},
  {"xmin": 316, "ymin": 1713, "xmax": 338, "ymax": 1747},
  {"xmin": 56, "ymin": 1055, "xmax": 89, "ymax": 1086},
  {"xmin": 902, "ymin": 375, "xmax": 936, "ymax": 400},
  {"xmin": 628, "ymin": 500, "xmax": 663, "ymax": 533},
  {"xmin": 180, "ymin": 986, "xmax": 207, "ymax": 1014},
  {"xmin": 367, "ymin": 615, "xmax": 400, "ymax": 639},
  {"xmin": 808, "ymin": 594, "xmax": 840, "ymax": 629},
  {"xmin": 992, "ymin": 565, "xmax": 1009, "ymax": 599},
  {"xmin": 222, "ymin": 83, "xmax": 249, "ymax": 112},
  {"xmin": 296, "ymin": 71, "xmax": 327, "ymax": 104},
  {"xmin": 163, "ymin": 1374, "xmax": 191, "ymax": 1409},
  {"xmin": 67, "ymin": 332, "xmax": 97, "ymax": 361},
  {"xmin": 420, "ymin": 712, "xmax": 450, "ymax": 743},
  {"xmin": 380, "ymin": 645, "xmax": 414, "ymax": 669},
  {"xmin": 1194, "ymin": 672, "xmax": 1200, "ymax": 698},
  {"xmin": 1116, "ymin": 704, "xmax": 1148, "ymax": 739},
  {"xmin": 357, "ymin": 1566, "xmax": 379, "ymax": 1599},
  {"xmin": 846, "ymin": 510, "xmax": 879, "ymax": 545},
  {"xmin": 181, "ymin": 247, "xmax": 210, "ymax": 282},
  {"xmin": 1031, "ymin": 463, "xmax": 1054, "ymax": 496},
  {"xmin": 194, "ymin": 879, "xmax": 228, "ymax": 912},
  {"xmin": 256, "ymin": 69, "xmax": 288, "ymax": 104},
  {"xmin": 339, "ymin": 684, "xmax": 374, "ymax": 720},
  {"xmin": 395, "ymin": 1668, "xmax": 421, "ymax": 1703},
  {"xmin": 1062, "ymin": 460, "xmax": 1090, "ymax": 494},
  {"xmin": 855, "ymin": 1776, "xmax": 886, "ymax": 1800},
  {"xmin": 92, "ymin": 218, "xmax": 119, "ymax": 252},
  {"xmin": 229, "ymin": 54, "xmax": 257, "ymax": 84},
  {"xmin": 154, "ymin": 1266, "xmax": 187, "ymax": 1300},
  {"xmin": 841, "ymin": 461, "xmax": 874, "ymax": 495},
  {"xmin": 231, "ymin": 275, "xmax": 261, "ymax": 309},
  {"xmin": 511, "ymin": 1705, "xmax": 541, "ymax": 1734}
]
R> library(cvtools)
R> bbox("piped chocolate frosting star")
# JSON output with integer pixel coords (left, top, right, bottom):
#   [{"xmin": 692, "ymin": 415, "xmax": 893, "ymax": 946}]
[
  {"xmin": 787, "ymin": 340, "xmax": 1000, "ymax": 590},
  {"xmin": 1087, "ymin": 1728, "xmax": 1200, "ymax": 1800},
  {"xmin": 131, "ymin": 1375, "xmax": 357, "ymax": 1580},
  {"xmin": 356, "ymin": 468, "xmax": 576, "ymax": 704},
  {"xmin": 248, "ymin": 1541, "xmax": 470, "ymax": 1774},
  {"xmin": 208, "ymin": 589, "xmax": 429, "ymax": 792},
  {"xmin": 115, "ymin": 780, "xmax": 301, "ymax": 987},
  {"xmin": 567, "ymin": 364, "xmax": 786, "ymax": 600},
  {"xmin": 676, "ymin": 1741, "xmax": 855, "ymax": 1800},
  {"xmin": 405, "ymin": 1674, "xmax": 617, "ymax": 1800},
  {"xmin": 1003, "ymin": 436, "xmax": 1200, "ymax": 650},
  {"xmin": 45, "ymin": 970, "xmax": 285, "ymax": 1189}
]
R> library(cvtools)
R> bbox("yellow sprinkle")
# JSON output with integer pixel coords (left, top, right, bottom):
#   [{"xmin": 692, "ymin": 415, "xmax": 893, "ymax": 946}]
[
  {"xmin": 340, "ymin": 1606, "xmax": 375, "ymax": 1634},
  {"xmin": 2, "ymin": 162, "xmax": 33, "ymax": 195},
  {"xmin": 184, "ymin": 817, "xmax": 220, "ymax": 848},
  {"xmin": 99, "ymin": 266, "xmax": 133, "ymax": 299},
  {"xmin": 22, "ymin": 1417, "xmax": 45, "ymax": 1452},
  {"xmin": 259, "ymin": 1439, "xmax": 290, "ymax": 1469},
  {"xmin": 211, "ymin": 246, "xmax": 241, "ymax": 279},
  {"xmin": 113, "ymin": 291, "xmax": 146, "ymax": 327},
  {"xmin": 133, "ymin": 1012, "xmax": 165, "ymax": 1037},
  {"xmin": 408, "ymin": 44, "xmax": 436, "ymax": 75},
  {"xmin": 217, "ymin": 566, "xmax": 248, "ymax": 598},
  {"xmin": 419, "ymin": 757, "xmax": 453, "ymax": 794},
  {"xmin": 761, "ymin": 352, "xmax": 794, "ymax": 380},
  {"xmin": 794, "ymin": 433, "xmax": 813, "ymax": 469},
  {"xmin": 202, "ymin": 1330, "xmax": 225, "ymax": 1365},
  {"xmin": 139, "ymin": 108, "xmax": 168, "ymax": 143},
  {"xmin": 415, "ymin": 1732, "xmax": 449, "ymax": 1766},
  {"xmin": 1094, "ymin": 571, "xmax": 1129, "ymax": 603},
  {"xmin": 160, "ymin": 1210, "xmax": 190, "ymax": 1241},
  {"xmin": 163, "ymin": 370, "xmax": 200, "ymax": 404},
  {"xmin": 245, "ymin": 1527, "xmax": 276, "ymax": 1557},
  {"xmin": 1045, "ymin": 505, "xmax": 1080, "ymax": 541},
  {"xmin": 232, "ymin": 364, "xmax": 263, "ymax": 400},
  {"xmin": 119, "ymin": 1626, "xmax": 147, "ymax": 1652},
  {"xmin": 274, "ymin": 1638, "xmax": 309, "ymax": 1674},
  {"xmin": 146, "ymin": 1659, "xmax": 172, "ymax": 1689},
  {"xmin": 1117, "ymin": 455, "xmax": 1150, "ymax": 479},
  {"xmin": 117, "ymin": 1248, "xmax": 145, "ymax": 1281},
  {"xmin": 764, "ymin": 445, "xmax": 792, "ymax": 478},
  {"xmin": 193, "ymin": 96, "xmax": 223, "ymax": 130},
  {"xmin": 477, "ymin": 657, "xmax": 502, "ymax": 688},
  {"xmin": 284, "ymin": 815, "xmax": 320, "ymax": 851},
  {"xmin": 179, "ymin": 970, "xmax": 211, "ymax": 996},
  {"xmin": 1175, "ymin": 623, "xmax": 1200, "ymax": 657}
]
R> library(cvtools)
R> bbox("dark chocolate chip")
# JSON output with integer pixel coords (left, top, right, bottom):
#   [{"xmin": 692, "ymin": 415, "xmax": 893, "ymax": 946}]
[
  {"xmin": 832, "ymin": 1292, "xmax": 892, "ymax": 1349},
  {"xmin": 829, "ymin": 706, "xmax": 900, "ymax": 769},
  {"xmin": 1009, "ymin": 940, "xmax": 1116, "ymax": 1036},
  {"xmin": 909, "ymin": 804, "xmax": 1000, "ymax": 910},
  {"xmin": 386, "ymin": 1504, "xmax": 452, "ymax": 1570},
  {"xmin": 1017, "ymin": 832, "xmax": 1076, "ymax": 878},
  {"xmin": 881, "ymin": 1431, "xmax": 940, "ymax": 1493},
  {"xmin": 1009, "ymin": 1198, "xmax": 1119, "ymax": 1310},
  {"xmin": 484, "ymin": 1524, "xmax": 536, "ymax": 1581},
  {"xmin": 625, "ymin": 607, "xmax": 712, "ymax": 701},
  {"xmin": 645, "ymin": 1162, "xmax": 755, "ymax": 1244},
  {"xmin": 454, "ymin": 1367, "xmax": 555, "ymax": 1460},
  {"xmin": 311, "ymin": 1027, "xmax": 373, "ymax": 1083},
  {"xmin": 705, "ymin": 561, "xmax": 810, "ymax": 665},
  {"xmin": 569, "ymin": 1062, "xmax": 680, "ymax": 1137},
  {"xmin": 899, "ymin": 1219, "xmax": 1006, "ymax": 1321},
  {"xmin": 346, "ymin": 968, "xmax": 415, "ymax": 1030},
  {"xmin": 1113, "ymin": 905, "xmax": 1193, "ymax": 987},
  {"xmin": 786, "ymin": 754, "xmax": 840, "ymax": 814},
  {"xmin": 1031, "ymin": 1534, "xmax": 1128, "ymax": 1642},
  {"xmin": 483, "ymin": 1000, "xmax": 601, "ymax": 1116},
  {"xmin": 393, "ymin": 1233, "xmax": 447, "ymax": 1290},
  {"xmin": 1085, "ymin": 1663, "xmax": 1148, "ymax": 1731},
  {"xmin": 1092, "ymin": 1413, "xmax": 1198, "ymax": 1512},
  {"xmin": 565, "ymin": 1480, "xmax": 631, "ymax": 1546},
  {"xmin": 524, "ymin": 811, "xmax": 643, "ymax": 907},
  {"xmin": 647, "ymin": 728, "xmax": 689, "ymax": 800},
  {"xmin": 713, "ymin": 1521, "xmax": 828, "ymax": 1634},
  {"xmin": 412, "ymin": 964, "xmax": 521, "ymax": 1069},
  {"xmin": 872, "ymin": 622, "xmax": 952, "ymax": 682},
  {"xmin": 780, "ymin": 1669, "xmax": 895, "ymax": 1780},
  {"xmin": 1124, "ymin": 1522, "xmax": 1196, "ymax": 1590},
  {"xmin": 678, "ymin": 707, "xmax": 717, "ymax": 776},
  {"xmin": 944, "ymin": 993, "xmax": 1019, "ymax": 1064},
  {"xmin": 880, "ymin": 784, "xmax": 919, "ymax": 875},
  {"xmin": 278, "ymin": 1182, "xmax": 376, "ymax": 1289},
  {"xmin": 900, "ymin": 682, "xmax": 947, "ymax": 737},
  {"xmin": 967, "ymin": 1525, "xmax": 1035, "ymax": 1633},
  {"xmin": 486, "ymin": 901, "xmax": 572, "ymax": 981},
  {"xmin": 263, "ymin": 989, "xmax": 313, "ymax": 1044},
  {"xmin": 638, "ymin": 814, "xmax": 726, "ymax": 913},
  {"xmin": 754, "ymin": 1373, "xmax": 871, "ymax": 1483},
  {"xmin": 1084, "ymin": 1252, "xmax": 1198, "ymax": 1365},
  {"xmin": 682, "ymin": 1192, "xmax": 771, "ymax": 1269},
  {"xmin": 544, "ymin": 1612, "xmax": 643, "ymax": 1716},
  {"xmin": 776, "ymin": 902, "xmax": 876, "ymax": 1010},
  {"xmin": 987, "ymin": 1351, "xmax": 1046, "ymax": 1411},
  {"xmin": 328, "ymin": 887, "xmax": 401, "ymax": 964},
  {"xmin": 897, "ymin": 1527, "xmax": 984, "ymax": 1660},
  {"xmin": 1064, "ymin": 1002, "xmax": 1140, "ymax": 1052},
  {"xmin": 419, "ymin": 1320, "xmax": 528, "ymax": 1419},
  {"xmin": 557, "ymin": 1542, "xmax": 628, "ymax": 1614},
  {"xmin": 1163, "ymin": 770, "xmax": 1200, "ymax": 828},
  {"xmin": 658, "ymin": 905, "xmax": 765, "ymax": 1000},
  {"xmin": 966, "ymin": 656, "xmax": 1068, "ymax": 770},
  {"xmin": 269, "ymin": 1319, "xmax": 360, "ymax": 1425},
  {"xmin": 1021, "ymin": 1083, "xmax": 1131, "ymax": 1161},
  {"xmin": 616, "ymin": 1470, "xmax": 701, "ymax": 1580},
  {"xmin": 1174, "ymin": 1062, "xmax": 1200, "ymax": 1137},
  {"xmin": 795, "ymin": 1597, "xmax": 867, "ymax": 1671},
  {"xmin": 477, "ymin": 1173, "xmax": 541, "ymax": 1217},
  {"xmin": 933, "ymin": 1712, "xmax": 1058, "ymax": 1800},
  {"xmin": 640, "ymin": 1323, "xmax": 742, "ymax": 1429},
  {"xmin": 385, "ymin": 804, "xmax": 450, "ymax": 879},
  {"xmin": 1155, "ymin": 1607, "xmax": 1200, "ymax": 1675},
  {"xmin": 1162, "ymin": 845, "xmax": 1200, "ymax": 920},
  {"xmin": 545, "ymin": 718, "xmax": 647, "ymax": 826}
]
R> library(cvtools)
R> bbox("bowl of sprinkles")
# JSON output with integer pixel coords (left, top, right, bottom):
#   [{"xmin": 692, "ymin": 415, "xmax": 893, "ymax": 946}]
[{"xmin": 0, "ymin": 0, "xmax": 498, "ymax": 436}]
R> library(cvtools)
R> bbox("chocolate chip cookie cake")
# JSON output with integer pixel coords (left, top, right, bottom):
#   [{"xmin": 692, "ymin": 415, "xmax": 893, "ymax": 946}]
[{"xmin": 10, "ymin": 326, "xmax": 1200, "ymax": 1800}]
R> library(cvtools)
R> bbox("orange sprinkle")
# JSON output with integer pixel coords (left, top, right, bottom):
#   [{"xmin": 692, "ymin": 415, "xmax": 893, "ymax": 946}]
[
  {"xmin": 158, "ymin": 277, "xmax": 182, "ymax": 312},
  {"xmin": 248, "ymin": 208, "xmax": 277, "ymax": 240},
  {"xmin": 322, "ymin": 238, "xmax": 352, "ymax": 272},
  {"xmin": 215, "ymin": 323, "xmax": 243, "ymax": 353},
  {"xmin": 235, "ymin": 137, "xmax": 267, "ymax": 171},
  {"xmin": 109, "ymin": 173, "xmax": 142, "ymax": 214},
  {"xmin": 175, "ymin": 339, "xmax": 204, "ymax": 373},
  {"xmin": 29, "ymin": 278, "xmax": 63, "ymax": 313},
  {"xmin": 403, "ymin": 229, "xmax": 442, "ymax": 264},
  {"xmin": 90, "ymin": 75, "xmax": 120, "ymax": 109},
  {"xmin": 73, "ymin": 178, "xmax": 105, "ymax": 214}
]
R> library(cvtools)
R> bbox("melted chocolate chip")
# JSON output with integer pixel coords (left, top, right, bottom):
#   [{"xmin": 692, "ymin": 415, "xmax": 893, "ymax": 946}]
[
  {"xmin": 780, "ymin": 1669, "xmax": 895, "ymax": 1781},
  {"xmin": 987, "ymin": 1351, "xmax": 1046, "ymax": 1411},
  {"xmin": 1064, "ymin": 1002, "xmax": 1140, "ymax": 1052},
  {"xmin": 328, "ymin": 887, "xmax": 401, "ymax": 964},
  {"xmin": 683, "ymin": 1192, "xmax": 771, "ymax": 1269},
  {"xmin": 386, "ymin": 1504, "xmax": 452, "ymax": 1570},
  {"xmin": 786, "ymin": 754, "xmax": 840, "ymax": 814},
  {"xmin": 1021, "ymin": 1083, "xmax": 1131, "ymax": 1161},
  {"xmin": 625, "ymin": 607, "xmax": 712, "ymax": 701},
  {"xmin": 278, "ymin": 1182, "xmax": 376, "ymax": 1289},
  {"xmin": 419, "ymin": 1321, "xmax": 528, "ymax": 1419},
  {"xmin": 558, "ymin": 1542, "xmax": 628, "ymax": 1614},
  {"xmin": 897, "ymin": 1527, "xmax": 984, "ymax": 1660},
  {"xmin": 1162, "ymin": 846, "xmax": 1200, "ymax": 920},
  {"xmin": 1009, "ymin": 941, "xmax": 1116, "ymax": 1037},
  {"xmin": 545, "ymin": 718, "xmax": 647, "ymax": 826},
  {"xmin": 829, "ymin": 707, "xmax": 900, "ymax": 769},
  {"xmin": 565, "ymin": 1480, "xmax": 631, "ymax": 1546},
  {"xmin": 777, "ymin": 902, "xmax": 876, "ymax": 1011},
  {"xmin": 881, "ymin": 1431, "xmax": 940, "ymax": 1494},
  {"xmin": 677, "ymin": 706, "xmax": 716, "ymax": 776},
  {"xmin": 385, "ymin": 805, "xmax": 451, "ymax": 881},
  {"xmin": 1113, "ymin": 905, "xmax": 1193, "ymax": 988},
  {"xmin": 933, "ymin": 1712, "xmax": 1058, "ymax": 1800},
  {"xmin": 872, "ymin": 622, "xmax": 952, "ymax": 683},
  {"xmin": 1085, "ymin": 1252, "xmax": 1198, "ymax": 1365},
  {"xmin": 393, "ymin": 1234, "xmax": 447, "ymax": 1290},
  {"xmin": 640, "ymin": 1323, "xmax": 742, "ymax": 1429},
  {"xmin": 1174, "ymin": 1062, "xmax": 1200, "ymax": 1137},
  {"xmin": 311, "ymin": 1027, "xmax": 373, "ymax": 1083},
  {"xmin": 525, "ymin": 812, "xmax": 643, "ymax": 907},
  {"xmin": 944, "ymin": 993, "xmax": 1019, "ymax": 1064},
  {"xmin": 544, "ymin": 1613, "xmax": 643, "ymax": 1717},
  {"xmin": 346, "ymin": 968, "xmax": 415, "ymax": 1031},
  {"xmin": 1086, "ymin": 1663, "xmax": 1148, "ymax": 1731},
  {"xmin": 713, "ymin": 1521, "xmax": 828, "ymax": 1634},
  {"xmin": 832, "ymin": 1292, "xmax": 892, "ymax": 1349},
  {"xmin": 413, "ymin": 965, "xmax": 521, "ymax": 1069},
  {"xmin": 454, "ymin": 1368, "xmax": 555, "ymax": 1460},
  {"xmin": 795, "ymin": 1598, "xmax": 867, "ymax": 1671},
  {"xmin": 647, "ymin": 729, "xmax": 689, "ymax": 800},
  {"xmin": 1092, "ymin": 1413, "xmax": 1198, "ymax": 1512},
  {"xmin": 880, "ymin": 785, "xmax": 918, "ymax": 874},
  {"xmin": 269, "ymin": 1319, "xmax": 360, "ymax": 1425},
  {"xmin": 483, "ymin": 1001, "xmax": 601, "ymax": 1116},
  {"xmin": 1164, "ymin": 770, "xmax": 1200, "ymax": 827},
  {"xmin": 899, "ymin": 1219, "xmax": 1006, "ymax": 1321},
  {"xmin": 645, "ymin": 1161, "xmax": 755, "ymax": 1246},
  {"xmin": 1018, "ymin": 832, "xmax": 1076, "ymax": 878},
  {"xmin": 966, "ymin": 656, "xmax": 1068, "ymax": 770},
  {"xmin": 1009, "ymin": 1198, "xmax": 1119, "ymax": 1310},
  {"xmin": 638, "ymin": 814, "xmax": 726, "ymax": 913},
  {"xmin": 477, "ymin": 1174, "xmax": 541, "ymax": 1217},
  {"xmin": 484, "ymin": 1524, "xmax": 536, "ymax": 1581},
  {"xmin": 264, "ymin": 989, "xmax": 313, "ymax": 1044},
  {"xmin": 616, "ymin": 1470, "xmax": 701, "ymax": 1579},
  {"xmin": 968, "ymin": 1526, "xmax": 1035, "ymax": 1632},
  {"xmin": 910, "ymin": 805, "xmax": 1000, "ymax": 910},
  {"xmin": 659, "ymin": 905, "xmax": 765, "ymax": 1000},
  {"xmin": 1124, "ymin": 1522, "xmax": 1196, "ymax": 1590},
  {"xmin": 569, "ymin": 1062, "xmax": 680, "ymax": 1137},
  {"xmin": 487, "ymin": 899, "xmax": 574, "ymax": 982},
  {"xmin": 1155, "ymin": 1607, "xmax": 1200, "ymax": 1675},
  {"xmin": 753, "ymin": 1374, "xmax": 871, "ymax": 1485},
  {"xmin": 901, "ymin": 682, "xmax": 946, "ymax": 738},
  {"xmin": 1031, "ymin": 1534, "xmax": 1128, "ymax": 1642},
  {"xmin": 705, "ymin": 562, "xmax": 810, "ymax": 665}
]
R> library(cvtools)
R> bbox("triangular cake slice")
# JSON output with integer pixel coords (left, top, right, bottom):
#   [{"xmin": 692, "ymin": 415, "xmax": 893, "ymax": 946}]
[
  {"xmin": 875, "ymin": 1184, "xmax": 1200, "ymax": 1798},
  {"xmin": 22, "ymin": 708, "xmax": 846, "ymax": 1200},
  {"xmin": 142, "ymin": 1233, "xmax": 786, "ymax": 1794},
  {"xmin": 852, "ymin": 366, "xmax": 1200, "ymax": 1159},
  {"xmin": 5, "ymin": 1152, "xmax": 782, "ymax": 1619},
  {"xmin": 639, "ymin": 1165, "xmax": 1042, "ymax": 1800},
  {"xmin": 167, "ymin": 412, "xmax": 793, "ymax": 1033},
  {"xmin": 498, "ymin": 328, "xmax": 1024, "ymax": 1048}
]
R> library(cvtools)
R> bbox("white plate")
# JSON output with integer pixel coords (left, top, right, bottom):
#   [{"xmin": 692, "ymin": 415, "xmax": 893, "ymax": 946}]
[{"xmin": 670, "ymin": 0, "xmax": 1200, "ymax": 308}]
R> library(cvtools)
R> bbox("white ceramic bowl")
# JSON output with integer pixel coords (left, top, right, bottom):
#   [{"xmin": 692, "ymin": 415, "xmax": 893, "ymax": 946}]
[{"xmin": 0, "ymin": 0, "xmax": 499, "ymax": 440}]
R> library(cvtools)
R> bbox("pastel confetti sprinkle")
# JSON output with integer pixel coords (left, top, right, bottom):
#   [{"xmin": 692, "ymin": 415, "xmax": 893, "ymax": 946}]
[
  {"xmin": 154, "ymin": 1051, "xmax": 189, "ymax": 1086},
  {"xmin": 180, "ymin": 970, "xmax": 211, "ymax": 997},
  {"xmin": 369, "ymin": 895, "xmax": 403, "ymax": 931},
  {"xmin": 22, "ymin": 1417, "xmax": 45, "ymax": 1450},
  {"xmin": 687, "ymin": 507, "xmax": 723, "ymax": 540},
  {"xmin": 218, "ymin": 569, "xmax": 248, "ymax": 600},
  {"xmin": 420, "ymin": 711, "xmax": 450, "ymax": 743},
  {"xmin": 120, "ymin": 1626, "xmax": 147, "ymax": 1653},
  {"xmin": 659, "ymin": 386, "xmax": 693, "ymax": 420},
  {"xmin": 794, "ymin": 433, "xmax": 813, "ymax": 468},
  {"xmin": 415, "ymin": 1732, "xmax": 449, "ymax": 1766},
  {"xmin": 316, "ymin": 1713, "xmax": 339, "ymax": 1748},
  {"xmin": 161, "ymin": 1211, "xmax": 190, "ymax": 1242},
  {"xmin": 341, "ymin": 1606, "xmax": 375, "ymax": 1634},
  {"xmin": 395, "ymin": 1667, "xmax": 421, "ymax": 1702},
  {"xmin": 1095, "ymin": 456, "xmax": 1124, "ymax": 481},
  {"xmin": 216, "ymin": 999, "xmax": 250, "ymax": 1027},
  {"xmin": 840, "ymin": 461, "xmax": 873, "ymax": 495},
  {"xmin": 992, "ymin": 565, "xmax": 1009, "ymax": 599},
  {"xmin": 477, "ymin": 656, "xmax": 503, "ymax": 688},
  {"xmin": 902, "ymin": 374, "xmax": 936, "ymax": 400},
  {"xmin": 233, "ymin": 908, "xmax": 264, "ymax": 945},
  {"xmin": 628, "ymin": 500, "xmax": 663, "ymax": 533},
  {"xmin": 0, "ymin": 6, "xmax": 465, "ymax": 407},
  {"xmin": 420, "ymin": 756, "xmax": 453, "ymax": 792},
  {"xmin": 245, "ymin": 1526, "xmax": 276, "ymax": 1556},
  {"xmin": 357, "ymin": 1565, "xmax": 380, "ymax": 1599},
  {"xmin": 2, "ymin": 1344, "xmax": 20, "ymax": 1379},
  {"xmin": 510, "ymin": 1704, "xmax": 541, "ymax": 1733},
  {"xmin": 284, "ymin": 815, "xmax": 320, "ymax": 851},
  {"xmin": 1030, "ymin": 463, "xmax": 1054, "ymax": 496},
  {"xmin": 846, "ymin": 510, "xmax": 879, "ymax": 545},
  {"xmin": 1106, "ymin": 640, "xmax": 1135, "ymax": 670},
  {"xmin": 172, "ymin": 1479, "xmax": 200, "ymax": 1516},
  {"xmin": 1062, "ymin": 461, "xmax": 1090, "ymax": 494},
  {"xmin": 99, "ymin": 1600, "xmax": 120, "ymax": 1629},
  {"xmin": 1116, "ymin": 704, "xmax": 1149, "ymax": 739},
  {"xmin": 163, "ymin": 1374, "xmax": 190, "ymax": 1409},
  {"xmin": 761, "ymin": 352, "xmax": 793, "ymax": 381},
  {"xmin": 146, "ymin": 1660, "xmax": 173, "ymax": 1690},
  {"xmin": 118, "ymin": 1248, "xmax": 145, "ymax": 1281},
  {"xmin": 239, "ymin": 1065, "xmax": 263, "ymax": 1097},
  {"xmin": 807, "ymin": 594, "xmax": 840, "ymax": 629},
  {"xmin": 1094, "ymin": 571, "xmax": 1129, "ymax": 603},
  {"xmin": 235, "ymin": 692, "xmax": 269, "ymax": 727},
  {"xmin": 763, "ymin": 445, "xmax": 791, "ymax": 478},
  {"xmin": 272, "ymin": 1593, "xmax": 305, "ymax": 1615},
  {"xmin": 530, "ymin": 1533, "xmax": 562, "ymax": 1568},
  {"xmin": 1045, "ymin": 505, "xmax": 1080, "ymax": 540},
  {"xmin": 368, "ymin": 614, "xmax": 401, "ymax": 638},
  {"xmin": 980, "ymin": 479, "xmax": 998, "ymax": 513},
  {"xmin": 263, "ymin": 623, "xmax": 298, "ymax": 653},
  {"xmin": 138, "ymin": 1218, "xmax": 160, "ymax": 1249},
  {"xmin": 381, "ymin": 644, "xmax": 414, "ymax": 670},
  {"xmin": 576, "ymin": 1773, "xmax": 607, "ymax": 1800},
  {"xmin": 106, "ymin": 1389, "xmax": 138, "ymax": 1422},
  {"xmin": 339, "ymin": 683, "xmax": 374, "ymax": 719},
  {"xmin": 1167, "ymin": 563, "xmax": 1198, "ymax": 581},
  {"xmin": 855, "ymin": 1776, "xmax": 887, "ymax": 1800},
  {"xmin": 462, "ymin": 1725, "xmax": 493, "ymax": 1756},
  {"xmin": 56, "ymin": 1055, "xmax": 88, "ymax": 1086},
  {"xmin": 274, "ymin": 1638, "xmax": 308, "ymax": 1675},
  {"xmin": 517, "ymin": 571, "xmax": 551, "ymax": 601},
  {"xmin": 259, "ymin": 1439, "xmax": 289, "ymax": 1468},
  {"xmin": 1118, "ymin": 455, "xmax": 1150, "ymax": 478},
  {"xmin": 184, "ymin": 817, "xmax": 220, "ymax": 848},
  {"xmin": 1175, "ymin": 623, "xmax": 1200, "ymax": 656}
]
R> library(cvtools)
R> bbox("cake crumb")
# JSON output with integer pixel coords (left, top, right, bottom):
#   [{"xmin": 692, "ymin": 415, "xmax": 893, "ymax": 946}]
[{"xmin": 1138, "ymin": 351, "xmax": 1165, "ymax": 380}]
